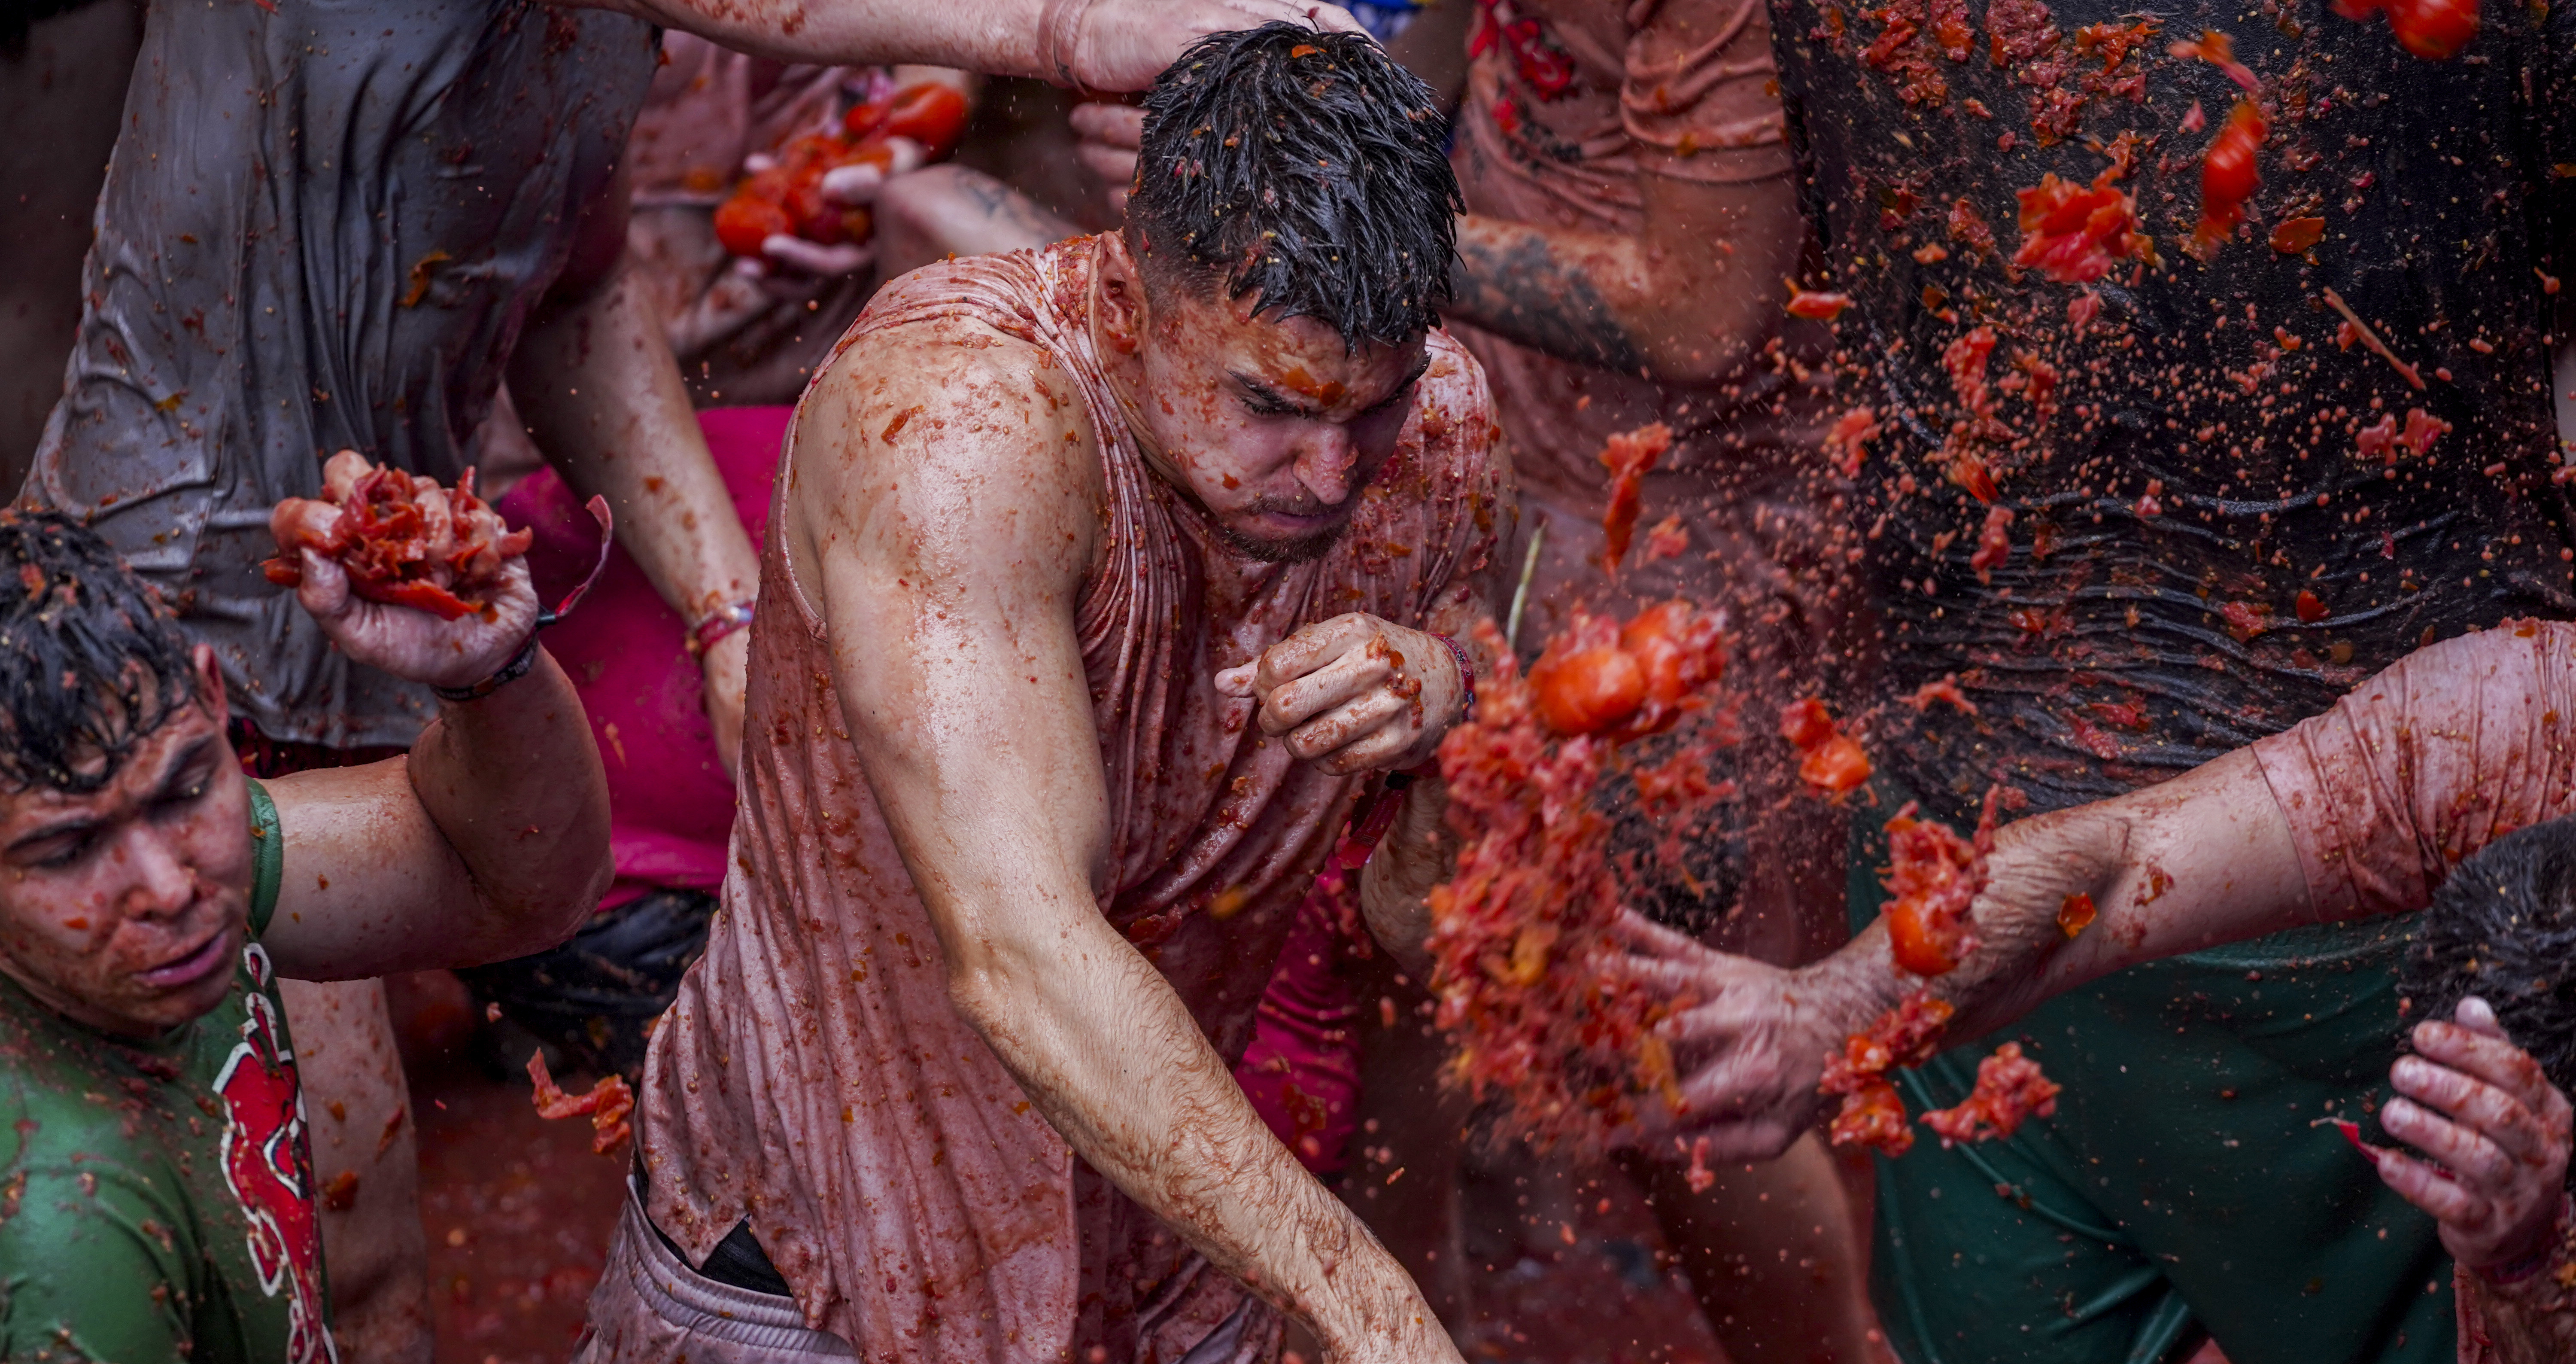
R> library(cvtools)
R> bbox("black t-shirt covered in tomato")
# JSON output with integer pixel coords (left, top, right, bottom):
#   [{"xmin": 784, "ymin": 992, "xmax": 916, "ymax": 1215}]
[{"xmin": 1772, "ymin": 0, "xmax": 2576, "ymax": 825}]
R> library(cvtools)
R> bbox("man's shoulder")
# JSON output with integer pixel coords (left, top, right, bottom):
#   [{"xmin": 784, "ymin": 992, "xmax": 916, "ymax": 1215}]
[{"xmin": 1401, "ymin": 329, "xmax": 1504, "ymax": 488}]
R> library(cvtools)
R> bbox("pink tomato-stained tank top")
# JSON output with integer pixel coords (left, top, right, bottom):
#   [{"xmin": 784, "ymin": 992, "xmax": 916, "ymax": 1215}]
[{"xmin": 636, "ymin": 236, "xmax": 1503, "ymax": 1364}]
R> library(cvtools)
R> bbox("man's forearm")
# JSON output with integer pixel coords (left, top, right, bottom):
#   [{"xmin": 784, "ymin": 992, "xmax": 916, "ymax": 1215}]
[
  {"xmin": 1814, "ymin": 748, "xmax": 2312, "ymax": 1046},
  {"xmin": 407, "ymin": 651, "xmax": 613, "ymax": 959},
  {"xmin": 951, "ymin": 922, "xmax": 1444, "ymax": 1355},
  {"xmin": 1446, "ymin": 217, "xmax": 1649, "ymax": 375},
  {"xmin": 1359, "ymin": 776, "xmax": 1457, "ymax": 973},
  {"xmin": 562, "ymin": 0, "xmax": 1052, "ymax": 80}
]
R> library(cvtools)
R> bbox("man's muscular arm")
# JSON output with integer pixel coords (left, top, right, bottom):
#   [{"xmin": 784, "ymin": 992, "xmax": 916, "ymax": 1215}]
[
  {"xmin": 1630, "ymin": 624, "xmax": 2576, "ymax": 1158},
  {"xmin": 507, "ymin": 161, "xmax": 761, "ymax": 773},
  {"xmin": 789, "ymin": 325, "xmax": 1458, "ymax": 1364}
]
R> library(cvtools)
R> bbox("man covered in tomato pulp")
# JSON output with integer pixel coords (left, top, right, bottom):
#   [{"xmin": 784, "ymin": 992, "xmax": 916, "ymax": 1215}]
[
  {"xmin": 0, "ymin": 512, "xmax": 608, "ymax": 1362},
  {"xmin": 597, "ymin": 27, "xmax": 1503, "ymax": 1364}
]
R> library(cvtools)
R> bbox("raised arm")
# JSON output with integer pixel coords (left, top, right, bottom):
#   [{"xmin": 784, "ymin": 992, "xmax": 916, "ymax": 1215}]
[
  {"xmin": 1632, "ymin": 622, "xmax": 2576, "ymax": 1158},
  {"xmin": 787, "ymin": 326, "xmax": 1457, "ymax": 1364},
  {"xmin": 258, "ymin": 551, "xmax": 612, "ymax": 981},
  {"xmin": 548, "ymin": 0, "xmax": 1363, "ymax": 92},
  {"xmin": 508, "ymin": 161, "xmax": 762, "ymax": 774}
]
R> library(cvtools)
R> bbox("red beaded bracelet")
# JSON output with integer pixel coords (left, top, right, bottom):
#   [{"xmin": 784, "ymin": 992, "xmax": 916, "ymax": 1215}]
[
  {"xmin": 685, "ymin": 599, "xmax": 757, "ymax": 660},
  {"xmin": 1430, "ymin": 630, "xmax": 1477, "ymax": 719}
]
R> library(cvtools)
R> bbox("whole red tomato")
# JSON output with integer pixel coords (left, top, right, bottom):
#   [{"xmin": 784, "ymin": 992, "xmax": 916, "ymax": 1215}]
[{"xmin": 1532, "ymin": 647, "xmax": 1648, "ymax": 737}]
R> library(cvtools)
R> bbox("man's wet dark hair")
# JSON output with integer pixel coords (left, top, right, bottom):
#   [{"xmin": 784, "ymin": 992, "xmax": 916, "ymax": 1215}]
[
  {"xmin": 0, "ymin": 512, "xmax": 202, "ymax": 794},
  {"xmin": 2399, "ymin": 816, "xmax": 2576, "ymax": 1132},
  {"xmin": 1126, "ymin": 22, "xmax": 1461, "ymax": 349}
]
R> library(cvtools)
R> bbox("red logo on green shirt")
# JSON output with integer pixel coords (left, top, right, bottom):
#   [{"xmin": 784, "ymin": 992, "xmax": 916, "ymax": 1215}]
[{"xmin": 213, "ymin": 943, "xmax": 337, "ymax": 1364}]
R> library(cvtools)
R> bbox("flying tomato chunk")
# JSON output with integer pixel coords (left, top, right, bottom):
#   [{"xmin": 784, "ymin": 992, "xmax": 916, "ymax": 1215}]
[
  {"xmin": 2334, "ymin": 0, "xmax": 2477, "ymax": 59},
  {"xmin": 1821, "ymin": 989, "xmax": 1959, "ymax": 1157},
  {"xmin": 1786, "ymin": 289, "xmax": 1855, "ymax": 321},
  {"xmin": 2190, "ymin": 99, "xmax": 2269, "ymax": 258},
  {"xmin": 1780, "ymin": 698, "xmax": 1872, "ymax": 795},
  {"xmin": 1826, "ymin": 407, "xmax": 1880, "ymax": 478},
  {"xmin": 1919, "ymin": 1042, "xmax": 2061, "ymax": 1145},
  {"xmin": 1598, "ymin": 423, "xmax": 1673, "ymax": 569},
  {"xmin": 527, "ymin": 1052, "xmax": 635, "ymax": 1155},
  {"xmin": 2011, "ymin": 172, "xmax": 2153, "ymax": 283},
  {"xmin": 2168, "ymin": 28, "xmax": 2261, "ymax": 92}
]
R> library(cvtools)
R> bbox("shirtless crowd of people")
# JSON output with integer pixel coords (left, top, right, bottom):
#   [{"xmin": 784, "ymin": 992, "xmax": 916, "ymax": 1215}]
[{"xmin": 3, "ymin": 0, "xmax": 2575, "ymax": 1362}]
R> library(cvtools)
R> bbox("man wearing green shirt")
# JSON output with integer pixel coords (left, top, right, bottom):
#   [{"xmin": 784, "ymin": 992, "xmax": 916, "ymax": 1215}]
[{"xmin": 0, "ymin": 508, "xmax": 610, "ymax": 1362}]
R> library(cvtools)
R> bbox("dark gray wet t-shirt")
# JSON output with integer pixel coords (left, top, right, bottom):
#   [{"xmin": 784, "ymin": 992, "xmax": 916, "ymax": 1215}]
[{"xmin": 30, "ymin": 0, "xmax": 653, "ymax": 748}]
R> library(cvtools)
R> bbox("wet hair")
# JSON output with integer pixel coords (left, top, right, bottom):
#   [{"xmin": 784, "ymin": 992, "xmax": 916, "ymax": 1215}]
[
  {"xmin": 0, "ymin": 512, "xmax": 202, "ymax": 794},
  {"xmin": 1125, "ymin": 22, "xmax": 1461, "ymax": 349},
  {"xmin": 2398, "ymin": 817, "xmax": 2576, "ymax": 1109}
]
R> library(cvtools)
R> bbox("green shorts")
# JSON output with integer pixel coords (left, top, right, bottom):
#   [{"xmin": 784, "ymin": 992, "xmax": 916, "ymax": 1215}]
[{"xmin": 1849, "ymin": 786, "xmax": 2453, "ymax": 1364}]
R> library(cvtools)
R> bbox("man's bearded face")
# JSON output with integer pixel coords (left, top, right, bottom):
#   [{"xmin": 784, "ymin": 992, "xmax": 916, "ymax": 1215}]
[
  {"xmin": 0, "ymin": 650, "xmax": 254, "ymax": 1038},
  {"xmin": 1130, "ymin": 283, "xmax": 1430, "ymax": 563}
]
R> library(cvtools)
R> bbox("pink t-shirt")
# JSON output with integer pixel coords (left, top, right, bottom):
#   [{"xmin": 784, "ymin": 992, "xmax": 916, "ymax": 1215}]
[{"xmin": 498, "ymin": 405, "xmax": 790, "ymax": 913}]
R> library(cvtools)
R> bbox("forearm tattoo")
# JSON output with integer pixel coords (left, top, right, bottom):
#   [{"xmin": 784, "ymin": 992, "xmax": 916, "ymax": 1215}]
[{"xmin": 1446, "ymin": 226, "xmax": 1646, "ymax": 374}]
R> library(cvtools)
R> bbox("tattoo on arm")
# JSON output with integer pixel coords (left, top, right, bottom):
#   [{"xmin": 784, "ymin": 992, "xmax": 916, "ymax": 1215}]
[
  {"xmin": 1446, "ymin": 227, "xmax": 1645, "ymax": 374},
  {"xmin": 957, "ymin": 177, "xmax": 1078, "ymax": 246}
]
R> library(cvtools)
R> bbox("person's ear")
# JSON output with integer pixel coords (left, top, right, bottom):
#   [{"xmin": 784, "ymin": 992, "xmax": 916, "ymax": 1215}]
[
  {"xmin": 190, "ymin": 643, "xmax": 231, "ymax": 730},
  {"xmin": 1097, "ymin": 231, "xmax": 1150, "ymax": 355}
]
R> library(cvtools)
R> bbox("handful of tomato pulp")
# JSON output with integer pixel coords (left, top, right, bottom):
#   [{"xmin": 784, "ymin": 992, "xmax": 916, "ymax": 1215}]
[
  {"xmin": 713, "ymin": 80, "xmax": 972, "ymax": 259},
  {"xmin": 264, "ymin": 451, "xmax": 530, "ymax": 621}
]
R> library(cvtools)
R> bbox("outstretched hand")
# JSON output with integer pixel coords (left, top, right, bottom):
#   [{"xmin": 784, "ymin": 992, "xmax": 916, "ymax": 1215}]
[
  {"xmin": 1606, "ymin": 912, "xmax": 1854, "ymax": 1160},
  {"xmin": 292, "ymin": 549, "xmax": 540, "ymax": 693},
  {"xmin": 1217, "ymin": 612, "xmax": 1466, "ymax": 774},
  {"xmin": 2366, "ymin": 996, "xmax": 2574, "ymax": 1273}
]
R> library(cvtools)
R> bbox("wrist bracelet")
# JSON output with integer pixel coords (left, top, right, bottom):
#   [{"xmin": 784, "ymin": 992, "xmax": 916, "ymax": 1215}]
[
  {"xmin": 1429, "ymin": 631, "xmax": 1477, "ymax": 720},
  {"xmin": 432, "ymin": 633, "xmax": 542, "ymax": 704},
  {"xmin": 2478, "ymin": 1194, "xmax": 2575, "ymax": 1286},
  {"xmin": 685, "ymin": 599, "xmax": 757, "ymax": 660}
]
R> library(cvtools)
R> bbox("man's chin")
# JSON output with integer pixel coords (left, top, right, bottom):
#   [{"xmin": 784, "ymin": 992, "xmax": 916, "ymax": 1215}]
[{"xmin": 1218, "ymin": 518, "xmax": 1349, "ymax": 564}]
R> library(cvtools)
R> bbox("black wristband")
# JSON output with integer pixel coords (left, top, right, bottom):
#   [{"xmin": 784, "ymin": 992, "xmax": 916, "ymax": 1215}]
[{"xmin": 431, "ymin": 633, "xmax": 541, "ymax": 703}]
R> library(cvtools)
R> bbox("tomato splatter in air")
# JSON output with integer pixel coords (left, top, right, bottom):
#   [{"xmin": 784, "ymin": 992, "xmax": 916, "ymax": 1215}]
[
  {"xmin": 2269, "ymin": 215, "xmax": 2327, "ymax": 254},
  {"xmin": 1920, "ymin": 1042, "xmax": 2060, "ymax": 1145},
  {"xmin": 1781, "ymin": 699, "xmax": 1872, "ymax": 795},
  {"xmin": 1821, "ymin": 990, "xmax": 1955, "ymax": 1157},
  {"xmin": 1428, "ymin": 610, "xmax": 1742, "ymax": 1151},
  {"xmin": 2190, "ymin": 98, "xmax": 2268, "ymax": 258},
  {"xmin": 1787, "ymin": 289, "xmax": 1856, "ymax": 320},
  {"xmin": 1827, "ymin": 407, "xmax": 1881, "ymax": 478},
  {"xmin": 2012, "ymin": 173, "xmax": 2155, "ymax": 283},
  {"xmin": 1598, "ymin": 423, "xmax": 1672, "ymax": 570}
]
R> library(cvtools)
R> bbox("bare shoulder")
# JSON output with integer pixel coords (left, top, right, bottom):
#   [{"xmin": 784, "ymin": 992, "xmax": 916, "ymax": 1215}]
[
  {"xmin": 785, "ymin": 312, "xmax": 1106, "ymax": 595},
  {"xmin": 1403, "ymin": 329, "xmax": 1507, "ymax": 498}
]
